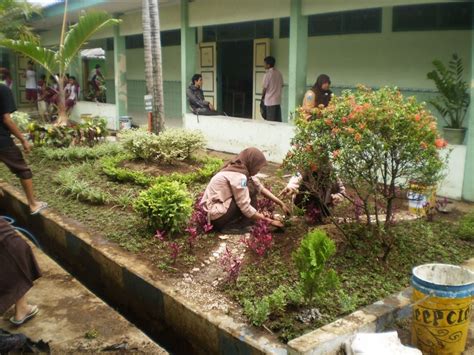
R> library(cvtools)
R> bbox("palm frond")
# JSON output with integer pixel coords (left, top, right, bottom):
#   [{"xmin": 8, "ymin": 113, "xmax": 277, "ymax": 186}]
[
  {"xmin": 0, "ymin": 39, "xmax": 57, "ymax": 75},
  {"xmin": 61, "ymin": 12, "xmax": 119, "ymax": 71}
]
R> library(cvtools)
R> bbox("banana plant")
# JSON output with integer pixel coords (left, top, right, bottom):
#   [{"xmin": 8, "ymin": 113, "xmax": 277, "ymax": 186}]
[{"xmin": 0, "ymin": 1, "xmax": 119, "ymax": 125}]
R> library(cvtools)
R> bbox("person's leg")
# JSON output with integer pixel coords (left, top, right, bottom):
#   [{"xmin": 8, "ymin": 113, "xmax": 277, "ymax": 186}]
[
  {"xmin": 14, "ymin": 294, "xmax": 35, "ymax": 321},
  {"xmin": 211, "ymin": 199, "xmax": 244, "ymax": 231},
  {"xmin": 19, "ymin": 179, "xmax": 40, "ymax": 212},
  {"xmin": 275, "ymin": 105, "xmax": 282, "ymax": 122},
  {"xmin": 265, "ymin": 105, "xmax": 278, "ymax": 121}
]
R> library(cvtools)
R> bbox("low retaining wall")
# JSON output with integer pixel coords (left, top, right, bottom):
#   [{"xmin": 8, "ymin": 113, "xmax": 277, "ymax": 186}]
[{"xmin": 71, "ymin": 101, "xmax": 118, "ymax": 130}]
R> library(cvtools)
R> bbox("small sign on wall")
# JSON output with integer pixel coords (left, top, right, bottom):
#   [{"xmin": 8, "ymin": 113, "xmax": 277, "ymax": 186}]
[{"xmin": 144, "ymin": 94, "xmax": 153, "ymax": 112}]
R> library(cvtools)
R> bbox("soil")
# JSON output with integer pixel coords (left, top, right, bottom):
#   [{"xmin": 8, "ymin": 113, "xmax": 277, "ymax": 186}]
[
  {"xmin": 121, "ymin": 159, "xmax": 201, "ymax": 176},
  {"xmin": 0, "ymin": 147, "xmax": 473, "ymax": 344}
]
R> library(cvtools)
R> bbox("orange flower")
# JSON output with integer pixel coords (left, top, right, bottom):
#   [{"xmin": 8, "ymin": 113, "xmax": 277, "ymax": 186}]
[
  {"xmin": 354, "ymin": 133, "xmax": 362, "ymax": 142},
  {"xmin": 324, "ymin": 119, "xmax": 333, "ymax": 126},
  {"xmin": 310, "ymin": 163, "xmax": 318, "ymax": 172},
  {"xmin": 305, "ymin": 144, "xmax": 313, "ymax": 152},
  {"xmin": 341, "ymin": 117, "xmax": 348, "ymax": 124},
  {"xmin": 332, "ymin": 150, "xmax": 341, "ymax": 158},
  {"xmin": 435, "ymin": 138, "xmax": 447, "ymax": 149},
  {"xmin": 414, "ymin": 114, "xmax": 421, "ymax": 122},
  {"xmin": 345, "ymin": 127, "xmax": 355, "ymax": 134},
  {"xmin": 420, "ymin": 141, "xmax": 428, "ymax": 149},
  {"xmin": 358, "ymin": 123, "xmax": 366, "ymax": 130},
  {"xmin": 331, "ymin": 127, "xmax": 340, "ymax": 135}
]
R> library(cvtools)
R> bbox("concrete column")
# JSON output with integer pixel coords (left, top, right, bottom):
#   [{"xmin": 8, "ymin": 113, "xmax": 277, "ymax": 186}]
[
  {"xmin": 288, "ymin": 0, "xmax": 308, "ymax": 118},
  {"xmin": 462, "ymin": 12, "xmax": 474, "ymax": 201},
  {"xmin": 181, "ymin": 0, "xmax": 196, "ymax": 116},
  {"xmin": 113, "ymin": 23, "xmax": 128, "ymax": 130}
]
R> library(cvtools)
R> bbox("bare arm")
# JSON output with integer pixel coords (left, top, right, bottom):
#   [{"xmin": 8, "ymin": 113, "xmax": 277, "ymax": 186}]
[{"xmin": 2, "ymin": 114, "xmax": 31, "ymax": 153}]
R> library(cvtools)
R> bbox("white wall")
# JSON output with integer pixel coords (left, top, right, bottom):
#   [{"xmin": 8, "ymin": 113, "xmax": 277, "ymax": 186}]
[
  {"xmin": 438, "ymin": 145, "xmax": 467, "ymax": 200},
  {"xmin": 71, "ymin": 101, "xmax": 118, "ymax": 130},
  {"xmin": 183, "ymin": 114, "xmax": 294, "ymax": 163}
]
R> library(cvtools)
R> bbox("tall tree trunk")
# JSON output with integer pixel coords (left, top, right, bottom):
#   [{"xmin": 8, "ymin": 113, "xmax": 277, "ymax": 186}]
[
  {"xmin": 56, "ymin": 0, "xmax": 69, "ymax": 126},
  {"xmin": 143, "ymin": 0, "xmax": 165, "ymax": 133}
]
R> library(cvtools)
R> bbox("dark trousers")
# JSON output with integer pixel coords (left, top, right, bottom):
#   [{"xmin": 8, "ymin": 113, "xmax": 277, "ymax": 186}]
[
  {"xmin": 264, "ymin": 105, "xmax": 282, "ymax": 122},
  {"xmin": 212, "ymin": 181, "xmax": 258, "ymax": 231},
  {"xmin": 0, "ymin": 145, "xmax": 33, "ymax": 180}
]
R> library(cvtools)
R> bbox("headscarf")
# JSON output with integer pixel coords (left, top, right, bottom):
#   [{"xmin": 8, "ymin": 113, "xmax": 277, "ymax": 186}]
[
  {"xmin": 311, "ymin": 74, "xmax": 332, "ymax": 107},
  {"xmin": 220, "ymin": 147, "xmax": 267, "ymax": 178}
]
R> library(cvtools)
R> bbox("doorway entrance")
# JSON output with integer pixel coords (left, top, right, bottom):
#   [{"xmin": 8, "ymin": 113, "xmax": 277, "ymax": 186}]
[{"xmin": 218, "ymin": 40, "xmax": 253, "ymax": 118}]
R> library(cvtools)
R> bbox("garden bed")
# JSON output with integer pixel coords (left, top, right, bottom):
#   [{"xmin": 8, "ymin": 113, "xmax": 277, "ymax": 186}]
[{"xmin": 0, "ymin": 142, "xmax": 472, "ymax": 347}]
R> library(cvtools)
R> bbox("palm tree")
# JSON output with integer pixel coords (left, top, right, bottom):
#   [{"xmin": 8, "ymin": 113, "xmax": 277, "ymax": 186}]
[
  {"xmin": 143, "ymin": 0, "xmax": 165, "ymax": 133},
  {"xmin": 0, "ymin": 0, "xmax": 41, "ymax": 43},
  {"xmin": 0, "ymin": 1, "xmax": 119, "ymax": 125}
]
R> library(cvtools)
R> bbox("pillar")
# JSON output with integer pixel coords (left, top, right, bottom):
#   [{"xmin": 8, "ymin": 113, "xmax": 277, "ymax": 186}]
[
  {"xmin": 114, "ymin": 23, "xmax": 128, "ymax": 130},
  {"xmin": 181, "ymin": 0, "xmax": 196, "ymax": 116},
  {"xmin": 462, "ymin": 8, "xmax": 474, "ymax": 201},
  {"xmin": 288, "ymin": 0, "xmax": 308, "ymax": 118}
]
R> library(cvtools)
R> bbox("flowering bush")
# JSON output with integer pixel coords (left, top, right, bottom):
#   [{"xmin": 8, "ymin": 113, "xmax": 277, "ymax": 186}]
[{"xmin": 284, "ymin": 86, "xmax": 448, "ymax": 260}]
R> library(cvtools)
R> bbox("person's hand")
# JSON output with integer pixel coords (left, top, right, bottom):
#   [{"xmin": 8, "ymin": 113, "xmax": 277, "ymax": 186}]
[
  {"xmin": 21, "ymin": 140, "xmax": 31, "ymax": 154},
  {"xmin": 331, "ymin": 193, "xmax": 344, "ymax": 205},
  {"xmin": 279, "ymin": 186, "xmax": 297, "ymax": 198},
  {"xmin": 280, "ymin": 202, "xmax": 291, "ymax": 216},
  {"xmin": 270, "ymin": 219, "xmax": 284, "ymax": 228}
]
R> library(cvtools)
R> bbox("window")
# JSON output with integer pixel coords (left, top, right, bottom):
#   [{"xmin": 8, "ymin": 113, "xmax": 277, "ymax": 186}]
[
  {"xmin": 203, "ymin": 20, "xmax": 273, "ymax": 42},
  {"xmin": 126, "ymin": 34, "xmax": 144, "ymax": 49},
  {"xmin": 308, "ymin": 8, "xmax": 382, "ymax": 36},
  {"xmin": 393, "ymin": 2, "xmax": 472, "ymax": 31},
  {"xmin": 124, "ymin": 30, "xmax": 181, "ymax": 50},
  {"xmin": 280, "ymin": 17, "xmax": 289, "ymax": 38}
]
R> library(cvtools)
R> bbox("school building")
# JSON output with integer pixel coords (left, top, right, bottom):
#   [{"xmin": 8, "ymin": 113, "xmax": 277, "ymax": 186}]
[{"xmin": 0, "ymin": 0, "xmax": 473, "ymax": 200}]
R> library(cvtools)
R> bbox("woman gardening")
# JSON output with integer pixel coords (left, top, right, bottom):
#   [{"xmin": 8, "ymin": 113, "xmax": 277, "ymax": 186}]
[{"xmin": 201, "ymin": 147, "xmax": 289, "ymax": 233}]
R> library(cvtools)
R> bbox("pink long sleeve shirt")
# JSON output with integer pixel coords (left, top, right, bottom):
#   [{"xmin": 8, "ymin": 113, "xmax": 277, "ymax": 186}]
[{"xmin": 201, "ymin": 171, "xmax": 264, "ymax": 221}]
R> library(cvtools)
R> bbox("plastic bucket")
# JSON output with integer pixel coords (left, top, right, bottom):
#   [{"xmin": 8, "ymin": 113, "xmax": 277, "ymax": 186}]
[
  {"xmin": 119, "ymin": 116, "xmax": 132, "ymax": 130},
  {"xmin": 407, "ymin": 183, "xmax": 436, "ymax": 216},
  {"xmin": 411, "ymin": 263, "xmax": 474, "ymax": 354}
]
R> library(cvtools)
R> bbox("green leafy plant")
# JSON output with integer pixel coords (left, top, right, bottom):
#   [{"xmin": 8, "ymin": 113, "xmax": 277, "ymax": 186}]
[
  {"xmin": 427, "ymin": 54, "xmax": 470, "ymax": 128},
  {"xmin": 11, "ymin": 111, "xmax": 30, "ymax": 132},
  {"xmin": 54, "ymin": 165, "xmax": 110, "ymax": 204},
  {"xmin": 284, "ymin": 86, "xmax": 448, "ymax": 260},
  {"xmin": 35, "ymin": 142, "xmax": 123, "ymax": 161},
  {"xmin": 243, "ymin": 298, "xmax": 270, "ymax": 327},
  {"xmin": 458, "ymin": 212, "xmax": 474, "ymax": 241},
  {"xmin": 293, "ymin": 229, "xmax": 338, "ymax": 303},
  {"xmin": 119, "ymin": 128, "xmax": 206, "ymax": 164},
  {"xmin": 133, "ymin": 181, "xmax": 193, "ymax": 235},
  {"xmin": 27, "ymin": 118, "xmax": 107, "ymax": 147}
]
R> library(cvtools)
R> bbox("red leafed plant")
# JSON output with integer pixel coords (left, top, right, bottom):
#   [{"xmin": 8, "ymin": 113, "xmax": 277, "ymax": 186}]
[
  {"xmin": 220, "ymin": 247, "xmax": 243, "ymax": 283},
  {"xmin": 169, "ymin": 242, "xmax": 181, "ymax": 263},
  {"xmin": 242, "ymin": 220, "xmax": 273, "ymax": 257},
  {"xmin": 185, "ymin": 193, "xmax": 214, "ymax": 250}
]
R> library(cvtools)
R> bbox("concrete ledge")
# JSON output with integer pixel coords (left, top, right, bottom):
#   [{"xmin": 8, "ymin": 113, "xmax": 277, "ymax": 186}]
[
  {"xmin": 0, "ymin": 182, "xmax": 287, "ymax": 355},
  {"xmin": 183, "ymin": 113, "xmax": 294, "ymax": 163},
  {"xmin": 71, "ymin": 101, "xmax": 118, "ymax": 130}
]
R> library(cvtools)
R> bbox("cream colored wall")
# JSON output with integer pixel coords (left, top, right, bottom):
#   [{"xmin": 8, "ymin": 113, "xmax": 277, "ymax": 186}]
[{"xmin": 305, "ymin": 30, "xmax": 471, "ymax": 89}]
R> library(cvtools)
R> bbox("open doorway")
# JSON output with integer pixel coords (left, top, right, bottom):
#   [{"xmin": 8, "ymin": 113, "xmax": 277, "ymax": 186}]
[{"xmin": 218, "ymin": 40, "xmax": 253, "ymax": 118}]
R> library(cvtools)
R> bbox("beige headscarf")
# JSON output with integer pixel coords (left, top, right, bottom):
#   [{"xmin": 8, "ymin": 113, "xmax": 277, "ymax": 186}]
[{"xmin": 220, "ymin": 147, "xmax": 267, "ymax": 178}]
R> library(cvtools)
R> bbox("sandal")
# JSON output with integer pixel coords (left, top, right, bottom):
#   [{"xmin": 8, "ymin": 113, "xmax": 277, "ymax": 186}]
[
  {"xmin": 30, "ymin": 202, "xmax": 48, "ymax": 216},
  {"xmin": 9, "ymin": 305, "xmax": 39, "ymax": 326}
]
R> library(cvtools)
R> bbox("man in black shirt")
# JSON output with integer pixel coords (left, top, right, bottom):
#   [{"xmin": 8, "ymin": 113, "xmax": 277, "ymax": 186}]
[
  {"xmin": 186, "ymin": 74, "xmax": 220, "ymax": 115},
  {"xmin": 0, "ymin": 82, "xmax": 47, "ymax": 215}
]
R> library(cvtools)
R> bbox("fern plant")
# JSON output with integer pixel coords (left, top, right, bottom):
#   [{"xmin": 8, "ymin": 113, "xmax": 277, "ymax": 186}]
[{"xmin": 427, "ymin": 53, "xmax": 470, "ymax": 128}]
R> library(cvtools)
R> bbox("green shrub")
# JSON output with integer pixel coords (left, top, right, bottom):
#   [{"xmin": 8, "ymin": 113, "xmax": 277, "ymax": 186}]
[
  {"xmin": 293, "ymin": 229, "xmax": 339, "ymax": 303},
  {"xmin": 35, "ymin": 143, "xmax": 123, "ymax": 161},
  {"xmin": 458, "ymin": 212, "xmax": 474, "ymax": 241},
  {"xmin": 119, "ymin": 128, "xmax": 206, "ymax": 163},
  {"xmin": 28, "ymin": 118, "xmax": 107, "ymax": 147},
  {"xmin": 243, "ymin": 298, "xmax": 270, "ymax": 327},
  {"xmin": 54, "ymin": 165, "xmax": 110, "ymax": 204},
  {"xmin": 11, "ymin": 111, "xmax": 30, "ymax": 131},
  {"xmin": 133, "ymin": 181, "xmax": 193, "ymax": 234}
]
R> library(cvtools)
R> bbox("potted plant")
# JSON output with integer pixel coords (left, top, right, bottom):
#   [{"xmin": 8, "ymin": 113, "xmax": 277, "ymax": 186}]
[{"xmin": 427, "ymin": 54, "xmax": 470, "ymax": 145}]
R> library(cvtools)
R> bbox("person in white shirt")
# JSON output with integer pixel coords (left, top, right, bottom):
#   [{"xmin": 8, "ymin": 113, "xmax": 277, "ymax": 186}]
[
  {"xmin": 261, "ymin": 56, "xmax": 284, "ymax": 122},
  {"xmin": 24, "ymin": 61, "xmax": 37, "ymax": 103},
  {"xmin": 65, "ymin": 76, "xmax": 79, "ymax": 113}
]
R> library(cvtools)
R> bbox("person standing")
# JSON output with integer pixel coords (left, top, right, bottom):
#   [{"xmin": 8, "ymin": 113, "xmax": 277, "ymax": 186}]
[
  {"xmin": 261, "ymin": 56, "xmax": 284, "ymax": 122},
  {"xmin": 24, "ymin": 61, "xmax": 37, "ymax": 105},
  {"xmin": 0, "ymin": 83, "xmax": 47, "ymax": 215}
]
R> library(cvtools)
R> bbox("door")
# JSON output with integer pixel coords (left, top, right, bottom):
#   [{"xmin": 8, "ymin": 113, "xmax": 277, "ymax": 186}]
[
  {"xmin": 252, "ymin": 38, "xmax": 270, "ymax": 120},
  {"xmin": 199, "ymin": 42, "xmax": 217, "ymax": 110}
]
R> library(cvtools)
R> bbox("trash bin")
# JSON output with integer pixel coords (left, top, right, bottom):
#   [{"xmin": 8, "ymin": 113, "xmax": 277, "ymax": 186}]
[
  {"xmin": 119, "ymin": 116, "xmax": 132, "ymax": 130},
  {"xmin": 411, "ymin": 263, "xmax": 474, "ymax": 354}
]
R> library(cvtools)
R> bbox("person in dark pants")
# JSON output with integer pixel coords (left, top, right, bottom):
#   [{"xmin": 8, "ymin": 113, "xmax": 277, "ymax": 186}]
[
  {"xmin": 261, "ymin": 56, "xmax": 283, "ymax": 122},
  {"xmin": 0, "ymin": 218, "xmax": 41, "ymax": 326},
  {"xmin": 186, "ymin": 74, "xmax": 220, "ymax": 116},
  {"xmin": 0, "ymin": 83, "xmax": 47, "ymax": 215}
]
